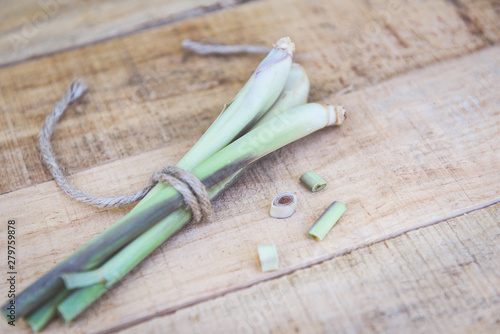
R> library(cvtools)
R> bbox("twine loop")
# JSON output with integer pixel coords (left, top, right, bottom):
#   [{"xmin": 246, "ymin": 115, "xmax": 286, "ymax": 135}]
[{"xmin": 37, "ymin": 79, "xmax": 211, "ymax": 223}]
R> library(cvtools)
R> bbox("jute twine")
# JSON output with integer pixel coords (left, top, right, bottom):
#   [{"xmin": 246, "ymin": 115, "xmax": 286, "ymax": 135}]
[{"xmin": 37, "ymin": 79, "xmax": 211, "ymax": 223}]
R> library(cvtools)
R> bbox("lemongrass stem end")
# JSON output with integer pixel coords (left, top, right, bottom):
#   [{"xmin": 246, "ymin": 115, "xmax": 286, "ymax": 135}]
[
  {"xmin": 274, "ymin": 37, "xmax": 295, "ymax": 55},
  {"xmin": 57, "ymin": 284, "xmax": 106, "ymax": 323},
  {"xmin": 25, "ymin": 290, "xmax": 70, "ymax": 332},
  {"xmin": 327, "ymin": 105, "xmax": 346, "ymax": 126}
]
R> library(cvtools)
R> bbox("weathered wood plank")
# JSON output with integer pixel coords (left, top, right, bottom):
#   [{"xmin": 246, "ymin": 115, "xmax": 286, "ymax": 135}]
[
  {"xmin": 0, "ymin": 0, "xmax": 497, "ymax": 194},
  {"xmin": 0, "ymin": 0, "xmax": 249, "ymax": 67},
  {"xmin": 446, "ymin": 0, "xmax": 500, "ymax": 44},
  {"xmin": 121, "ymin": 203, "xmax": 500, "ymax": 334},
  {"xmin": 1, "ymin": 45, "xmax": 499, "ymax": 333}
]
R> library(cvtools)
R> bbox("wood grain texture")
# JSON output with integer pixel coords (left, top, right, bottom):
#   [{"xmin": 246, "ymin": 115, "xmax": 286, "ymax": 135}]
[
  {"xmin": 1, "ymin": 45, "xmax": 499, "ymax": 333},
  {"xmin": 0, "ymin": 0, "xmax": 249, "ymax": 67},
  {"xmin": 1, "ymin": 0, "xmax": 497, "ymax": 194},
  {"xmin": 446, "ymin": 0, "xmax": 500, "ymax": 44},
  {"xmin": 122, "ymin": 203, "xmax": 500, "ymax": 334}
]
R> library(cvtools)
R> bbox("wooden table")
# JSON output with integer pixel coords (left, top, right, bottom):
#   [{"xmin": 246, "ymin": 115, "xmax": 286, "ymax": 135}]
[{"xmin": 1, "ymin": 0, "xmax": 499, "ymax": 333}]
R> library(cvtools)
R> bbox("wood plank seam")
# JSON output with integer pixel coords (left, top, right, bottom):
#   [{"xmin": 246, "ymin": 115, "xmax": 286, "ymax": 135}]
[{"xmin": 93, "ymin": 200, "xmax": 500, "ymax": 334}]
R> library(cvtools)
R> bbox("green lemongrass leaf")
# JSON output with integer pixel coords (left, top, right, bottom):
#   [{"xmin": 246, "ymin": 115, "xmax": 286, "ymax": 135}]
[{"xmin": 61, "ymin": 271, "xmax": 105, "ymax": 290}]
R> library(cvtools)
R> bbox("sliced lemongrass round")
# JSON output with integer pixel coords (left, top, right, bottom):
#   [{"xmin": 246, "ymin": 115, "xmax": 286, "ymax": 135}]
[
  {"xmin": 299, "ymin": 171, "xmax": 327, "ymax": 192},
  {"xmin": 257, "ymin": 244, "xmax": 279, "ymax": 272},
  {"xmin": 307, "ymin": 201, "xmax": 346, "ymax": 241},
  {"xmin": 270, "ymin": 192, "xmax": 297, "ymax": 218}
]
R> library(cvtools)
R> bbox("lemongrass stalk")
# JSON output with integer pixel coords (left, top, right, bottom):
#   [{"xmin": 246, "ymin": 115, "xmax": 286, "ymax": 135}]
[
  {"xmin": 307, "ymin": 201, "xmax": 346, "ymax": 241},
  {"xmin": 3, "ymin": 37, "xmax": 295, "ymax": 320},
  {"xmin": 24, "ymin": 290, "xmax": 70, "ymax": 332},
  {"xmin": 253, "ymin": 63, "xmax": 309, "ymax": 128},
  {"xmin": 56, "ymin": 73, "xmax": 312, "ymax": 322},
  {"xmin": 299, "ymin": 171, "xmax": 327, "ymax": 192}
]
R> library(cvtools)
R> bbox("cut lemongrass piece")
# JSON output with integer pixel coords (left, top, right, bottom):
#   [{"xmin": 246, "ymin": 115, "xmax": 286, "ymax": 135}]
[
  {"xmin": 300, "ymin": 171, "xmax": 327, "ymax": 192},
  {"xmin": 307, "ymin": 201, "xmax": 346, "ymax": 241},
  {"xmin": 270, "ymin": 193, "xmax": 297, "ymax": 218},
  {"xmin": 257, "ymin": 244, "xmax": 279, "ymax": 272}
]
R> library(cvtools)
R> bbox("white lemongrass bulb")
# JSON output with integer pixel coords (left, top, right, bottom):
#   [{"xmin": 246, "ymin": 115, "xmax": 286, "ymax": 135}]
[{"xmin": 253, "ymin": 63, "xmax": 310, "ymax": 128}]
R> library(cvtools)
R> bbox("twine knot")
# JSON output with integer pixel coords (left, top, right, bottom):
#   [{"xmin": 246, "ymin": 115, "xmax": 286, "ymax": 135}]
[
  {"xmin": 37, "ymin": 79, "xmax": 211, "ymax": 223},
  {"xmin": 149, "ymin": 166, "xmax": 211, "ymax": 223}
]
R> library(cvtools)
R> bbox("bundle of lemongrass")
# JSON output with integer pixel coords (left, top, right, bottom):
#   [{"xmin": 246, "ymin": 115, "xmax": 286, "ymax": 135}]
[{"xmin": 2, "ymin": 37, "xmax": 345, "ymax": 331}]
